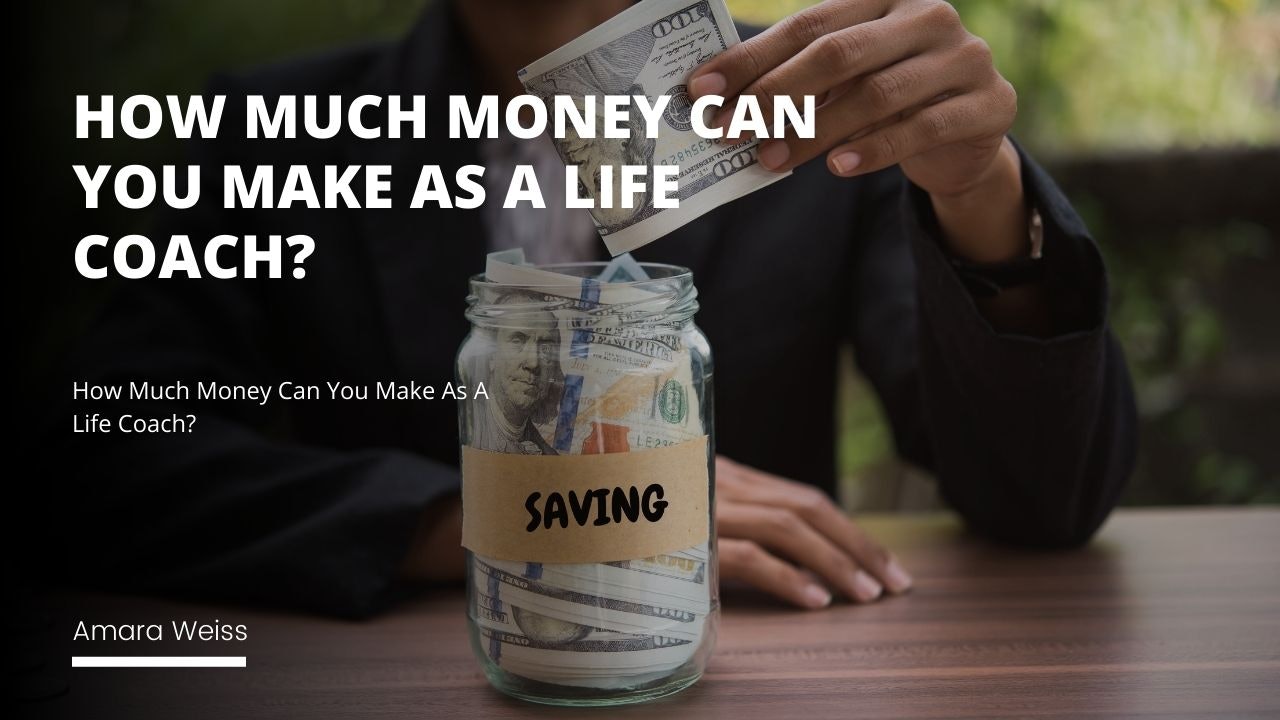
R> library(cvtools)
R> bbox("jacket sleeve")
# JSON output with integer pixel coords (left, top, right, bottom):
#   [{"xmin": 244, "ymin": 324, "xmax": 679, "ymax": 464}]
[{"xmin": 848, "ymin": 146, "xmax": 1137, "ymax": 547}]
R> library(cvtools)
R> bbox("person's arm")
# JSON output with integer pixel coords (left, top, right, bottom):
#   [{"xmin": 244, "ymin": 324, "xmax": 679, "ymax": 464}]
[
  {"xmin": 909, "ymin": 147, "xmax": 1138, "ymax": 546},
  {"xmin": 844, "ymin": 156, "xmax": 1137, "ymax": 547},
  {"xmin": 691, "ymin": 0, "xmax": 1137, "ymax": 545},
  {"xmin": 925, "ymin": 137, "xmax": 1055, "ymax": 338}
]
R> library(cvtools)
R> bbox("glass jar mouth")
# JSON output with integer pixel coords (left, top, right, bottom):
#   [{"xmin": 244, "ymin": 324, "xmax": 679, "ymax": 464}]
[
  {"xmin": 467, "ymin": 262, "xmax": 692, "ymax": 289},
  {"xmin": 466, "ymin": 261, "xmax": 698, "ymax": 328}
]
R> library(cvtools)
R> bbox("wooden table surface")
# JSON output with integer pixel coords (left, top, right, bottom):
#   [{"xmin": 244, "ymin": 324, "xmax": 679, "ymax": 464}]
[{"xmin": 35, "ymin": 508, "xmax": 1280, "ymax": 719}]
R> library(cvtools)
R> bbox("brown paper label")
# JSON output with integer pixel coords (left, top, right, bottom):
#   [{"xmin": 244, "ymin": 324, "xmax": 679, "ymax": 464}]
[{"xmin": 461, "ymin": 436, "xmax": 709, "ymax": 564}]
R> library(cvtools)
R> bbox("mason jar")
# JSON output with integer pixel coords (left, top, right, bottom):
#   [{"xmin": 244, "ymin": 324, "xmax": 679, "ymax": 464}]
[{"xmin": 455, "ymin": 261, "xmax": 718, "ymax": 706}]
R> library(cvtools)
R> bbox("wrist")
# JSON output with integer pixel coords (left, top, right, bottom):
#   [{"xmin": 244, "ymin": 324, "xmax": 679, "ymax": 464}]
[{"xmin": 928, "ymin": 138, "xmax": 1028, "ymax": 264}]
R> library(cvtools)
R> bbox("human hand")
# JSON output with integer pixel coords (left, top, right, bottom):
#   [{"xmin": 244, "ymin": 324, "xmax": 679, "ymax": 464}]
[
  {"xmin": 689, "ymin": 0, "xmax": 1017, "ymax": 199},
  {"xmin": 716, "ymin": 455, "xmax": 912, "ymax": 609}
]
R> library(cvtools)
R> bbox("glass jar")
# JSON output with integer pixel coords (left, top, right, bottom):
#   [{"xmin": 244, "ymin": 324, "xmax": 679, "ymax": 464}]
[{"xmin": 456, "ymin": 261, "xmax": 718, "ymax": 706}]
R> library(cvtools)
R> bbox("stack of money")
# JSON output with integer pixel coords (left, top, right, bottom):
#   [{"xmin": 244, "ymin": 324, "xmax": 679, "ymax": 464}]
[{"xmin": 461, "ymin": 249, "xmax": 713, "ymax": 689}]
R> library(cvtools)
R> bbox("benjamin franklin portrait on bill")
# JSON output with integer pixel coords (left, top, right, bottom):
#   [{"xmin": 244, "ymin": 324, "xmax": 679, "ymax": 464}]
[
  {"xmin": 523, "ymin": 24, "xmax": 661, "ymax": 231},
  {"xmin": 469, "ymin": 291, "xmax": 565, "ymax": 455}
]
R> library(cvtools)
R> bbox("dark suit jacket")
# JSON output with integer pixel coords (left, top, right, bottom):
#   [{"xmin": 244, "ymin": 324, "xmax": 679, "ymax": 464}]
[{"xmin": 53, "ymin": 1, "xmax": 1136, "ymax": 617}]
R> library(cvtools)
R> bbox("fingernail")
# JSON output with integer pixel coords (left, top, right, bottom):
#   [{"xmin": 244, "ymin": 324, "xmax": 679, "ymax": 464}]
[
  {"xmin": 851, "ymin": 570, "xmax": 883, "ymax": 603},
  {"xmin": 884, "ymin": 559, "xmax": 914, "ymax": 594},
  {"xmin": 802, "ymin": 584, "xmax": 832, "ymax": 609},
  {"xmin": 831, "ymin": 151, "xmax": 862, "ymax": 175},
  {"xmin": 690, "ymin": 72, "xmax": 726, "ymax": 98},
  {"xmin": 758, "ymin": 141, "xmax": 790, "ymax": 171}
]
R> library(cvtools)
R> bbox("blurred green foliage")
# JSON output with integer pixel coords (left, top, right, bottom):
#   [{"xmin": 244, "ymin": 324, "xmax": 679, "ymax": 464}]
[{"xmin": 1093, "ymin": 215, "xmax": 1278, "ymax": 505}]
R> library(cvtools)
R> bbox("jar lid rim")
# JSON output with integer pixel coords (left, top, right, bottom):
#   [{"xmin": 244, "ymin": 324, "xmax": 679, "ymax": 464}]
[{"xmin": 467, "ymin": 261, "xmax": 692, "ymax": 290}]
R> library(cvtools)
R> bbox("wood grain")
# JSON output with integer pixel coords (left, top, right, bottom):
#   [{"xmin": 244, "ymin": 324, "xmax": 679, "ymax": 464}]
[{"xmin": 34, "ymin": 509, "xmax": 1280, "ymax": 719}]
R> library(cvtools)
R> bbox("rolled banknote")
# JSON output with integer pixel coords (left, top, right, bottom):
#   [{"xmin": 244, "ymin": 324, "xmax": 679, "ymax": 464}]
[
  {"xmin": 462, "ymin": 249, "xmax": 712, "ymax": 688},
  {"xmin": 519, "ymin": 0, "xmax": 789, "ymax": 255},
  {"xmin": 473, "ymin": 557, "xmax": 704, "ymax": 642}
]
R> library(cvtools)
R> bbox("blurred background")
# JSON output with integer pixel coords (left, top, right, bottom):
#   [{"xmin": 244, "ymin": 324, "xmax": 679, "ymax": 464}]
[
  {"xmin": 757, "ymin": 0, "xmax": 1280, "ymax": 510},
  {"xmin": 25, "ymin": 0, "xmax": 1280, "ymax": 509}
]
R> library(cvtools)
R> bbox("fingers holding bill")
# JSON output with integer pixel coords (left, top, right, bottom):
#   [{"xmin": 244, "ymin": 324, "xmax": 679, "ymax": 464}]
[
  {"xmin": 752, "ymin": 34, "xmax": 1005, "ymax": 172},
  {"xmin": 688, "ymin": 0, "xmax": 891, "ymax": 102},
  {"xmin": 750, "ymin": 62, "xmax": 953, "ymax": 170},
  {"xmin": 824, "ymin": 84, "xmax": 1015, "ymax": 179},
  {"xmin": 708, "ymin": 12, "xmax": 924, "ymax": 139},
  {"xmin": 685, "ymin": 0, "xmax": 1015, "ymax": 180}
]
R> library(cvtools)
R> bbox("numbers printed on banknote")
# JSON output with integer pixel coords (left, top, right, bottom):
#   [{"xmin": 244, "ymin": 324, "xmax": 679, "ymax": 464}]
[{"xmin": 519, "ymin": 0, "xmax": 789, "ymax": 255}]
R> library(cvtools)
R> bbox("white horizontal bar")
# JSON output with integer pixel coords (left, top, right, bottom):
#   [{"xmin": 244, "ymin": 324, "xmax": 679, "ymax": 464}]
[{"xmin": 72, "ymin": 656, "xmax": 246, "ymax": 668}]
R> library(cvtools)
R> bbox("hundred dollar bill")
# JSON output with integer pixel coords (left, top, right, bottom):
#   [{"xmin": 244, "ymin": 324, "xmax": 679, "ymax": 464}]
[
  {"xmin": 474, "ymin": 589, "xmax": 695, "ymax": 686},
  {"xmin": 476, "ymin": 589, "xmax": 647, "ymax": 643},
  {"xmin": 479, "ymin": 627, "xmax": 694, "ymax": 669},
  {"xmin": 473, "ymin": 557, "xmax": 705, "ymax": 642},
  {"xmin": 486, "ymin": 553, "xmax": 710, "ymax": 609},
  {"xmin": 519, "ymin": 0, "xmax": 789, "ymax": 255},
  {"xmin": 480, "ymin": 251, "xmax": 704, "ymax": 455},
  {"xmin": 604, "ymin": 549, "xmax": 708, "ymax": 587},
  {"xmin": 464, "ymin": 251, "xmax": 712, "ymax": 687},
  {"xmin": 477, "ymin": 627, "xmax": 692, "ymax": 688}
]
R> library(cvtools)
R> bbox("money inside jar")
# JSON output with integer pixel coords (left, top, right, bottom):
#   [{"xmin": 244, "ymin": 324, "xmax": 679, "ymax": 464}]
[{"xmin": 457, "ymin": 250, "xmax": 717, "ymax": 694}]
